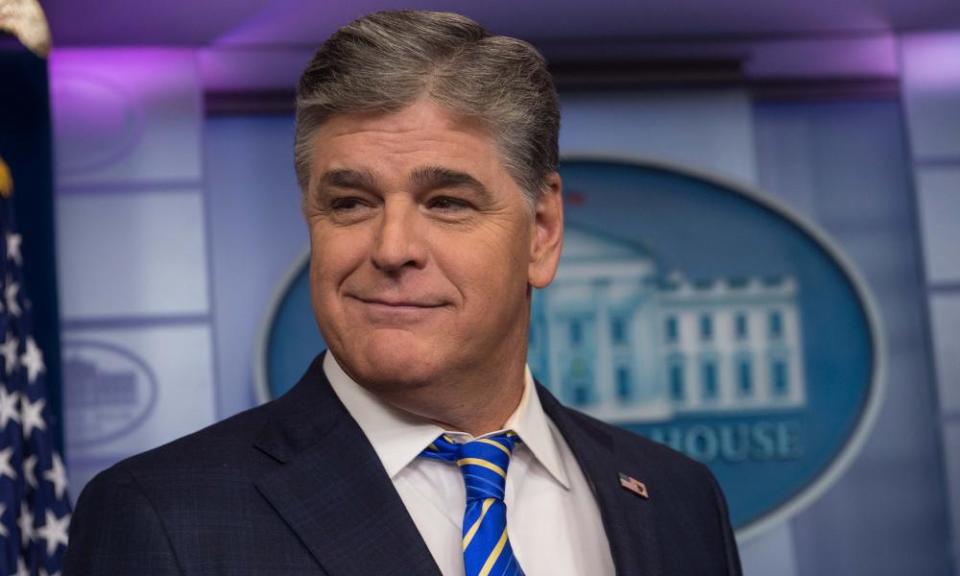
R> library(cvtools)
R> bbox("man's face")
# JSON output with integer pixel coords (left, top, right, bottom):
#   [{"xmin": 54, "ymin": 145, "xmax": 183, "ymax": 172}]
[{"xmin": 303, "ymin": 98, "xmax": 562, "ymax": 392}]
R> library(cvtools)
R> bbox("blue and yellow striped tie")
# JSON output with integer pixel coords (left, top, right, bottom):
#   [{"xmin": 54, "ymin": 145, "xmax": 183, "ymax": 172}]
[{"xmin": 421, "ymin": 432, "xmax": 525, "ymax": 576}]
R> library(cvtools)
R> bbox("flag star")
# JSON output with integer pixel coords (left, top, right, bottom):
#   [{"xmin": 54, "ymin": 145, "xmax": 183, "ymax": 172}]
[
  {"xmin": 40, "ymin": 570, "xmax": 61, "ymax": 576},
  {"xmin": 0, "ymin": 332, "xmax": 19, "ymax": 375},
  {"xmin": 36, "ymin": 509, "xmax": 70, "ymax": 556},
  {"xmin": 0, "ymin": 386, "xmax": 19, "ymax": 428},
  {"xmin": 18, "ymin": 502, "xmax": 34, "ymax": 547},
  {"xmin": 23, "ymin": 454, "xmax": 37, "ymax": 488},
  {"xmin": 0, "ymin": 447, "xmax": 16, "ymax": 480},
  {"xmin": 21, "ymin": 337, "xmax": 45, "ymax": 383},
  {"xmin": 21, "ymin": 396, "xmax": 46, "ymax": 439},
  {"xmin": 0, "ymin": 503, "xmax": 8, "ymax": 537},
  {"xmin": 6, "ymin": 233, "xmax": 22, "ymax": 265},
  {"xmin": 15, "ymin": 557, "xmax": 29, "ymax": 576},
  {"xmin": 4, "ymin": 280, "xmax": 20, "ymax": 316},
  {"xmin": 43, "ymin": 453, "xmax": 68, "ymax": 500}
]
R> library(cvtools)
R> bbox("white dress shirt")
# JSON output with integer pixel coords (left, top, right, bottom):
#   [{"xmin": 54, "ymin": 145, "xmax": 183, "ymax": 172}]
[{"xmin": 324, "ymin": 353, "xmax": 616, "ymax": 576}]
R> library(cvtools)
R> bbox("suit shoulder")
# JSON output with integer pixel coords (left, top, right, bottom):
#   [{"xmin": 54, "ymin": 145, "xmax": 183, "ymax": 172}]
[
  {"xmin": 71, "ymin": 398, "xmax": 277, "ymax": 535},
  {"xmin": 107, "ymin": 394, "xmax": 285, "ymax": 478},
  {"xmin": 559, "ymin": 404, "xmax": 714, "ymax": 481}
]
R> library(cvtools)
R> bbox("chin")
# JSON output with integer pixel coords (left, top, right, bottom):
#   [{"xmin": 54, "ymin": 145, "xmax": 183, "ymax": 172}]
[{"xmin": 335, "ymin": 330, "xmax": 445, "ymax": 389}]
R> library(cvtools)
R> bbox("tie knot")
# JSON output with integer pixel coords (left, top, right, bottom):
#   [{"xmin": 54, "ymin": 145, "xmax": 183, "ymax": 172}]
[{"xmin": 421, "ymin": 432, "xmax": 520, "ymax": 502}]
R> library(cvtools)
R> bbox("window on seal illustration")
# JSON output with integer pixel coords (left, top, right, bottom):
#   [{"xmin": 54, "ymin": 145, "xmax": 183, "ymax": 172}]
[
  {"xmin": 569, "ymin": 319, "xmax": 583, "ymax": 347},
  {"xmin": 771, "ymin": 357, "xmax": 789, "ymax": 397},
  {"xmin": 701, "ymin": 358, "xmax": 718, "ymax": 401},
  {"xmin": 737, "ymin": 356, "xmax": 753, "ymax": 397},
  {"xmin": 573, "ymin": 384, "xmax": 590, "ymax": 406},
  {"xmin": 611, "ymin": 317, "xmax": 627, "ymax": 345},
  {"xmin": 616, "ymin": 366, "xmax": 632, "ymax": 402},
  {"xmin": 768, "ymin": 310, "xmax": 784, "ymax": 340},
  {"xmin": 735, "ymin": 312, "xmax": 748, "ymax": 340},
  {"xmin": 700, "ymin": 314, "xmax": 713, "ymax": 342},
  {"xmin": 569, "ymin": 357, "xmax": 591, "ymax": 406},
  {"xmin": 664, "ymin": 315, "xmax": 679, "ymax": 344},
  {"xmin": 668, "ymin": 355, "xmax": 685, "ymax": 401}
]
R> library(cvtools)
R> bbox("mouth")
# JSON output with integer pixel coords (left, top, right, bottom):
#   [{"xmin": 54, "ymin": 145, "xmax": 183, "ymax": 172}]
[
  {"xmin": 345, "ymin": 294, "xmax": 450, "ymax": 323},
  {"xmin": 350, "ymin": 296, "xmax": 447, "ymax": 309}
]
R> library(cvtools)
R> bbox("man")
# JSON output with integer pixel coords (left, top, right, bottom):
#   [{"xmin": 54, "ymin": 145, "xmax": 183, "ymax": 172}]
[{"xmin": 65, "ymin": 10, "xmax": 741, "ymax": 576}]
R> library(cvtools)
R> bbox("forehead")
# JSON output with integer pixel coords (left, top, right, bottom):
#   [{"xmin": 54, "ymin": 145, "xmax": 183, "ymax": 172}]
[{"xmin": 307, "ymin": 100, "xmax": 503, "ymax": 174}]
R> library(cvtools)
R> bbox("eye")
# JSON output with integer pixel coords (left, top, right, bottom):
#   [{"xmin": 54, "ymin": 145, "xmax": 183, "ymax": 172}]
[
  {"xmin": 427, "ymin": 196, "xmax": 472, "ymax": 211},
  {"xmin": 330, "ymin": 196, "xmax": 370, "ymax": 211},
  {"xmin": 323, "ymin": 195, "xmax": 378, "ymax": 224}
]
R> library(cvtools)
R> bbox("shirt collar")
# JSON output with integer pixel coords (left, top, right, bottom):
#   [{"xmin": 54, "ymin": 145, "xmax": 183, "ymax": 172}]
[{"xmin": 323, "ymin": 352, "xmax": 571, "ymax": 490}]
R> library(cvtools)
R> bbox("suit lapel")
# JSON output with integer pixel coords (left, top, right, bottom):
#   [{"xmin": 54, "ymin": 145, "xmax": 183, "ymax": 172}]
[
  {"xmin": 253, "ymin": 357, "xmax": 441, "ymax": 576},
  {"xmin": 537, "ymin": 384, "xmax": 663, "ymax": 576}
]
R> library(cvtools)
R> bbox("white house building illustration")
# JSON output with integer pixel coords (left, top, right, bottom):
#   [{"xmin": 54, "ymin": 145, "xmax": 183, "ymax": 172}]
[
  {"xmin": 528, "ymin": 226, "xmax": 807, "ymax": 423},
  {"xmin": 64, "ymin": 355, "xmax": 141, "ymax": 442}
]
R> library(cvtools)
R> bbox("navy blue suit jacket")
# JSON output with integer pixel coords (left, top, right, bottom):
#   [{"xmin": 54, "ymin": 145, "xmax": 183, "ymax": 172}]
[{"xmin": 65, "ymin": 354, "xmax": 742, "ymax": 575}]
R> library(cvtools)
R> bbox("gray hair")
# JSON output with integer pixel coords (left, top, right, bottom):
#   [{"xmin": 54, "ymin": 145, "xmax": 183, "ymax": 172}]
[{"xmin": 294, "ymin": 10, "xmax": 560, "ymax": 206}]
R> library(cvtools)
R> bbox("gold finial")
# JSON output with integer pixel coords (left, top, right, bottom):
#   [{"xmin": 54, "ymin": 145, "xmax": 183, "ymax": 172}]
[
  {"xmin": 0, "ymin": 0, "xmax": 51, "ymax": 58},
  {"xmin": 0, "ymin": 157, "xmax": 12, "ymax": 199}
]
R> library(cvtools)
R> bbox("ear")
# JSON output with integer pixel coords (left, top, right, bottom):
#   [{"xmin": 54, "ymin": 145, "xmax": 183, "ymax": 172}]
[{"xmin": 528, "ymin": 171, "xmax": 564, "ymax": 289}]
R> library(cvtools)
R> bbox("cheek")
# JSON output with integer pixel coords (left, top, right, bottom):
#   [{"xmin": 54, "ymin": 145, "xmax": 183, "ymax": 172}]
[
  {"xmin": 440, "ymin": 227, "xmax": 530, "ymax": 309},
  {"xmin": 477, "ymin": 221, "xmax": 533, "ymax": 277},
  {"xmin": 309, "ymin": 227, "xmax": 364, "ymax": 300},
  {"xmin": 308, "ymin": 255, "xmax": 334, "ymax": 318}
]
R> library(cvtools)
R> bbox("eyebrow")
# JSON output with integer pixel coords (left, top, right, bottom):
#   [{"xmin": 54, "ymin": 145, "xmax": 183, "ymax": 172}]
[
  {"xmin": 410, "ymin": 166, "xmax": 492, "ymax": 202},
  {"xmin": 316, "ymin": 166, "xmax": 492, "ymax": 202},
  {"xmin": 317, "ymin": 168, "xmax": 378, "ymax": 194}
]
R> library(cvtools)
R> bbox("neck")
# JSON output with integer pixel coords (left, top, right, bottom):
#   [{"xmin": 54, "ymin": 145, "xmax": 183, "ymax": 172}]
[
  {"xmin": 426, "ymin": 372, "xmax": 526, "ymax": 437},
  {"xmin": 375, "ymin": 358, "xmax": 527, "ymax": 437}
]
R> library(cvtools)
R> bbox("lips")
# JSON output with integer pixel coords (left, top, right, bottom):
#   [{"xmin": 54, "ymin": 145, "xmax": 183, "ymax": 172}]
[
  {"xmin": 345, "ymin": 290, "xmax": 454, "ymax": 315},
  {"xmin": 351, "ymin": 295, "xmax": 447, "ymax": 308},
  {"xmin": 346, "ymin": 294, "xmax": 448, "ymax": 324}
]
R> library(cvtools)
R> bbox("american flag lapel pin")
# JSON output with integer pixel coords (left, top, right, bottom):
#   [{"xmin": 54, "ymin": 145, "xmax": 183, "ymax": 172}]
[{"xmin": 619, "ymin": 473, "xmax": 649, "ymax": 499}]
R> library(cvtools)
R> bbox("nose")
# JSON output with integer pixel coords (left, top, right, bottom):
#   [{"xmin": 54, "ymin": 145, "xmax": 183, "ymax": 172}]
[{"xmin": 371, "ymin": 198, "xmax": 427, "ymax": 273}]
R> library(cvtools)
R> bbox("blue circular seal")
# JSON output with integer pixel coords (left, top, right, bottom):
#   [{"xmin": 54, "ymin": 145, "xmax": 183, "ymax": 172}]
[{"xmin": 256, "ymin": 158, "xmax": 883, "ymax": 540}]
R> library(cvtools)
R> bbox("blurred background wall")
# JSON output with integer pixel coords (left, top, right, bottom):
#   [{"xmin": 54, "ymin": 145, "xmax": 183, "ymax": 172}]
[{"xmin": 18, "ymin": 0, "xmax": 960, "ymax": 573}]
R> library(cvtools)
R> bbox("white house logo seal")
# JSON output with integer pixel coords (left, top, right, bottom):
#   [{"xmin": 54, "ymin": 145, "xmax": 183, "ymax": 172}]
[
  {"xmin": 257, "ymin": 158, "xmax": 884, "ymax": 540},
  {"xmin": 62, "ymin": 340, "xmax": 158, "ymax": 448}
]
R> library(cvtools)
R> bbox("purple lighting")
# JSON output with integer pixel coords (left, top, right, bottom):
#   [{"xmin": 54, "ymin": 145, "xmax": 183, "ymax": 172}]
[
  {"xmin": 745, "ymin": 36, "xmax": 898, "ymax": 79},
  {"xmin": 198, "ymin": 47, "xmax": 312, "ymax": 92},
  {"xmin": 47, "ymin": 48, "xmax": 204, "ymax": 185},
  {"xmin": 901, "ymin": 33, "xmax": 960, "ymax": 90},
  {"xmin": 49, "ymin": 49, "xmax": 200, "ymax": 94}
]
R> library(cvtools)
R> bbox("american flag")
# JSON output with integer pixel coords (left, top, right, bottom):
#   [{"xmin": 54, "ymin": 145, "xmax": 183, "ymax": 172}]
[{"xmin": 0, "ymin": 160, "xmax": 70, "ymax": 575}]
